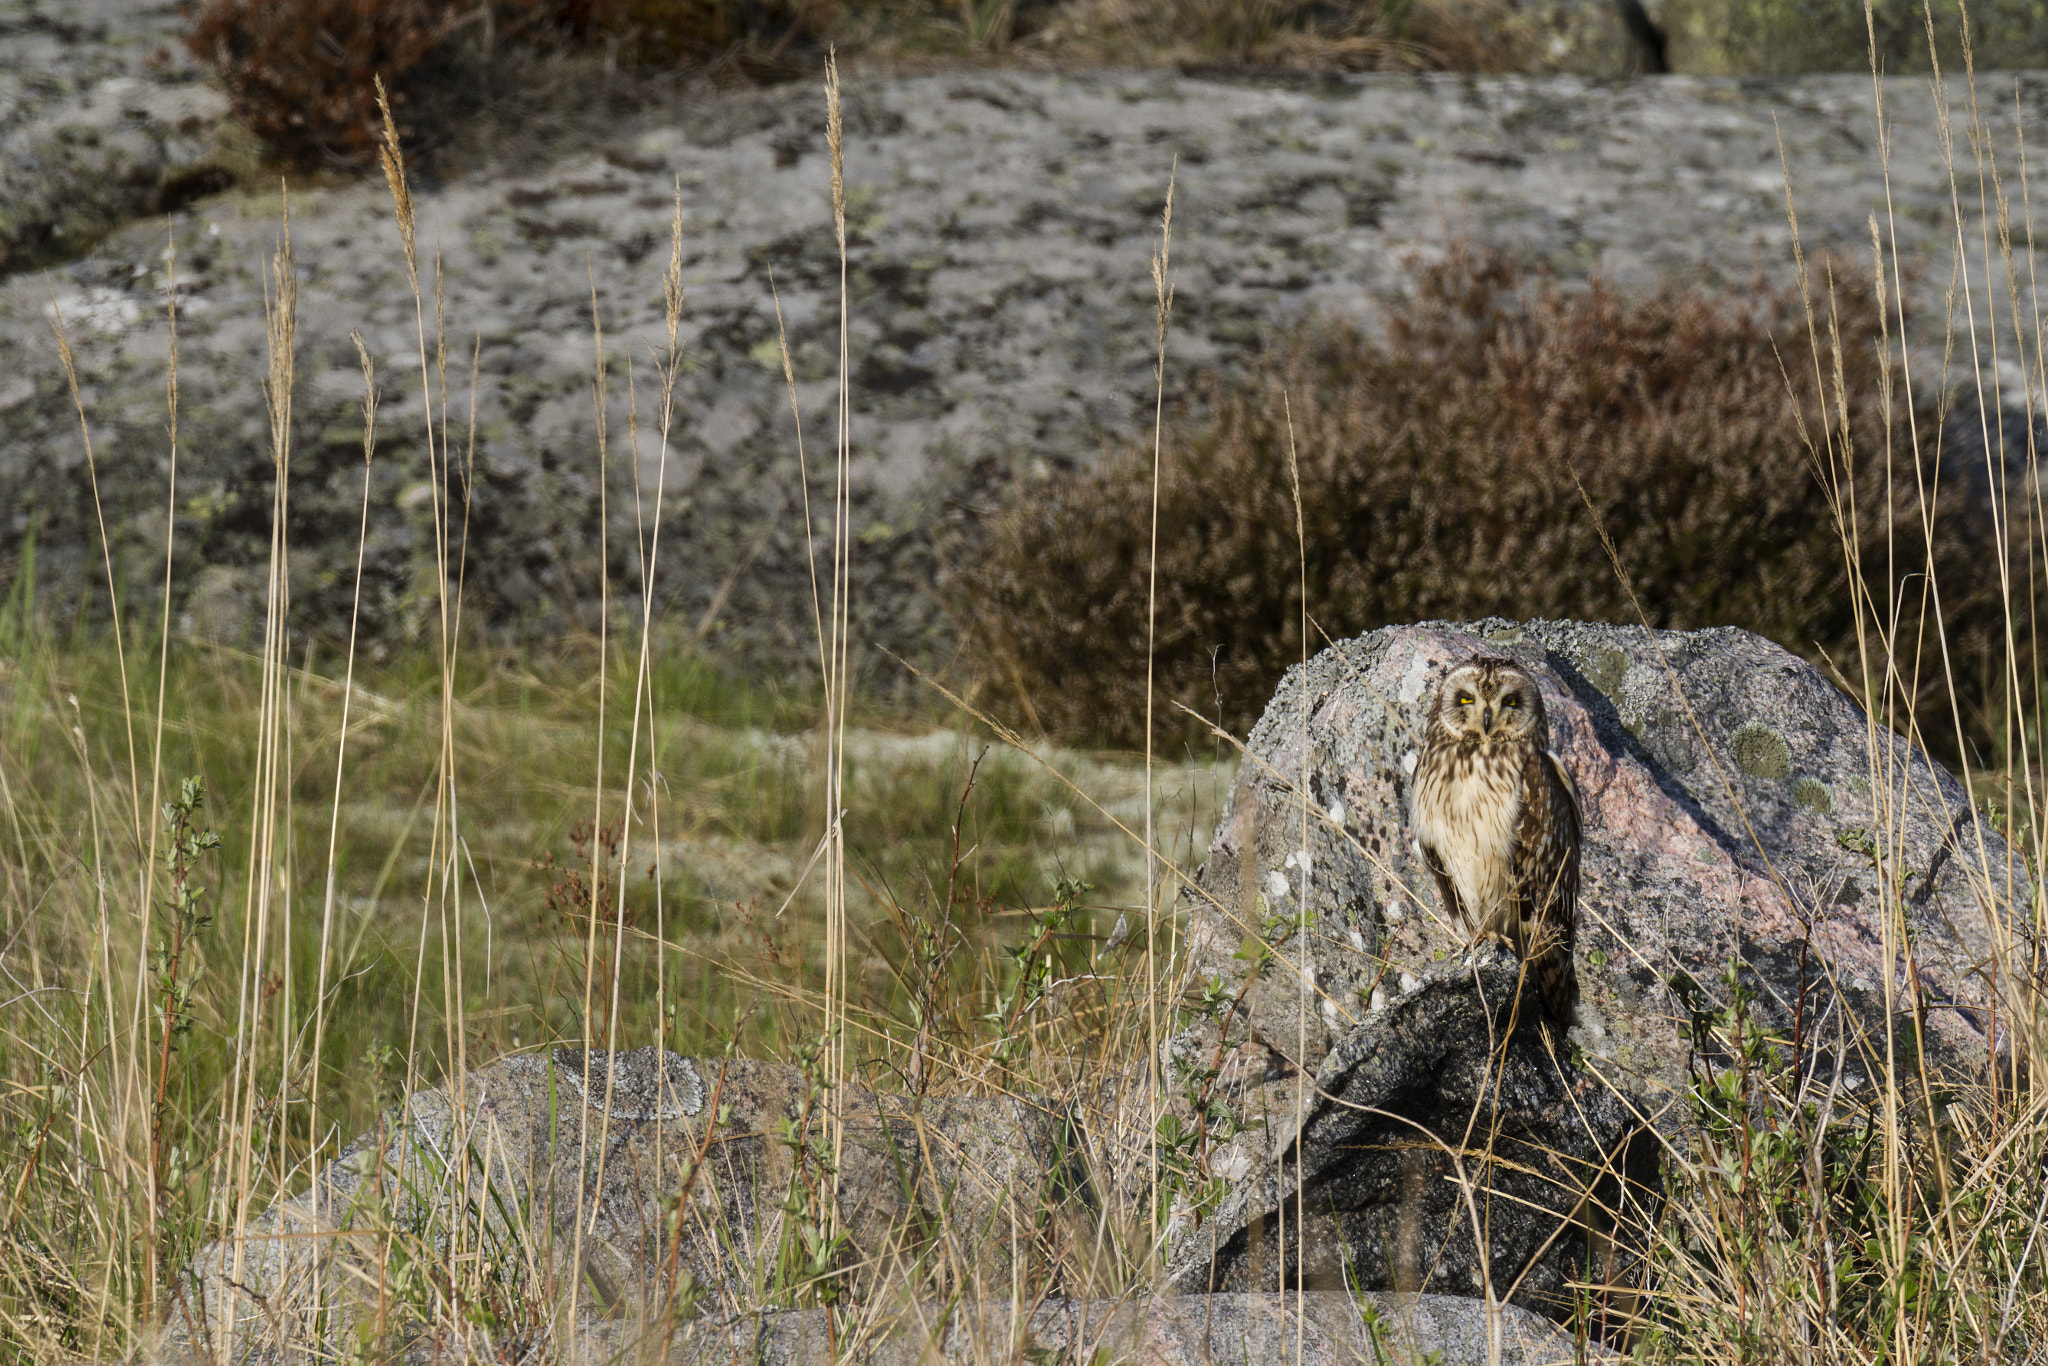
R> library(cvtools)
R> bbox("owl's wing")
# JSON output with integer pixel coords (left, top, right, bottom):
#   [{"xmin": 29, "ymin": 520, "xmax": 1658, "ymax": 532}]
[
  {"xmin": 1514, "ymin": 748, "xmax": 1581, "ymax": 1026},
  {"xmin": 1545, "ymin": 749, "xmax": 1582, "ymax": 826}
]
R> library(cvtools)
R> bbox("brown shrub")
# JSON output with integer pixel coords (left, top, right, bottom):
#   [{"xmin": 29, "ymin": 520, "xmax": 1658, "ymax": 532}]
[
  {"xmin": 185, "ymin": 0, "xmax": 456, "ymax": 167},
  {"xmin": 546, "ymin": 0, "xmax": 839, "ymax": 67},
  {"xmin": 958, "ymin": 247, "xmax": 2018, "ymax": 755},
  {"xmin": 1048, "ymin": 0, "xmax": 1538, "ymax": 72},
  {"xmin": 184, "ymin": 0, "xmax": 835, "ymax": 167}
]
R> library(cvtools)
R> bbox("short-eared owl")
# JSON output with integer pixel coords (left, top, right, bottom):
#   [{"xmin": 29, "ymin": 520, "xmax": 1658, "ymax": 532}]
[{"xmin": 1411, "ymin": 657, "xmax": 1581, "ymax": 1027}]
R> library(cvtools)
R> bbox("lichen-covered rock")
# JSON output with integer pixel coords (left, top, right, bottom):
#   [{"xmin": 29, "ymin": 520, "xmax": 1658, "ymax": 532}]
[
  {"xmin": 1165, "ymin": 618, "xmax": 2024, "ymax": 1328},
  {"xmin": 662, "ymin": 1290, "xmax": 1613, "ymax": 1364},
  {"xmin": 0, "ymin": 69, "xmax": 2023, "ymax": 673},
  {"xmin": 169, "ymin": 1047, "xmax": 1083, "ymax": 1363},
  {"xmin": 0, "ymin": 0, "xmax": 241, "ymax": 273}
]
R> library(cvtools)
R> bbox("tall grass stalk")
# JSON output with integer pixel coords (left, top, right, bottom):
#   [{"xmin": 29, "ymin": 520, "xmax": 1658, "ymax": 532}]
[
  {"xmin": 564, "ymin": 241, "xmax": 610, "ymax": 1347},
  {"xmin": 1143, "ymin": 161, "xmax": 1175, "ymax": 1273},
  {"xmin": 1283, "ymin": 394, "xmax": 1309, "ymax": 1366},
  {"xmin": 822, "ymin": 48, "xmax": 854, "ymax": 1288},
  {"xmin": 302, "ymin": 328, "xmax": 376, "ymax": 1350}
]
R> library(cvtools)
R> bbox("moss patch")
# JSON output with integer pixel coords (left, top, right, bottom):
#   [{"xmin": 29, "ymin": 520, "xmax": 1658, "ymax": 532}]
[
  {"xmin": 1792, "ymin": 776, "xmax": 1833, "ymax": 813},
  {"xmin": 1657, "ymin": 0, "xmax": 2048, "ymax": 75},
  {"xmin": 1731, "ymin": 721, "xmax": 1792, "ymax": 780},
  {"xmin": 1579, "ymin": 645, "xmax": 1628, "ymax": 700}
]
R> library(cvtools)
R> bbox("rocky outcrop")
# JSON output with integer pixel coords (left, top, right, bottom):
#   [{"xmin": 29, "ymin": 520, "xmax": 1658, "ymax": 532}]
[
  {"xmin": 169, "ymin": 1044, "xmax": 1606, "ymax": 1365},
  {"xmin": 0, "ymin": 0, "xmax": 240, "ymax": 273},
  {"xmin": 1163, "ymin": 618, "xmax": 2024, "ymax": 1329},
  {"xmin": 0, "ymin": 69, "xmax": 2027, "ymax": 671},
  {"xmin": 635, "ymin": 1291, "xmax": 1613, "ymax": 1364},
  {"xmin": 169, "ymin": 620, "xmax": 2023, "ymax": 1358},
  {"xmin": 171, "ymin": 1045, "xmax": 1093, "ymax": 1362}
]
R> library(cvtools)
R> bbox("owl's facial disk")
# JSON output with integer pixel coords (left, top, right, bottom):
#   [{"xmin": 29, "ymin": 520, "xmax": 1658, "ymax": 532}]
[{"xmin": 1439, "ymin": 661, "xmax": 1541, "ymax": 742}]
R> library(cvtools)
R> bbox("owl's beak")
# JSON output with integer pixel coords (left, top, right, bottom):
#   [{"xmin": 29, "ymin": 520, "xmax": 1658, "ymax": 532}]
[{"xmin": 1480, "ymin": 705, "xmax": 1494, "ymax": 733}]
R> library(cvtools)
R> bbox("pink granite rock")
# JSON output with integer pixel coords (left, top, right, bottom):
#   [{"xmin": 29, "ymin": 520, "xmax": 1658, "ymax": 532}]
[{"xmin": 1165, "ymin": 618, "xmax": 2024, "ymax": 1334}]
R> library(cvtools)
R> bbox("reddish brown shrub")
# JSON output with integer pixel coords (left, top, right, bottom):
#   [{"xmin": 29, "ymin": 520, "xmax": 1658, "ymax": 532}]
[
  {"xmin": 958, "ymin": 247, "xmax": 2019, "ymax": 754},
  {"xmin": 185, "ymin": 0, "xmax": 455, "ymax": 167},
  {"xmin": 185, "ymin": 0, "xmax": 836, "ymax": 167},
  {"xmin": 533, "ymin": 0, "xmax": 838, "ymax": 66}
]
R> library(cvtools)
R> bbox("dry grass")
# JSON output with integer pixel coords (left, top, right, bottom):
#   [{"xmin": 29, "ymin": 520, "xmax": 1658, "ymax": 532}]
[
  {"xmin": 183, "ymin": 0, "xmax": 842, "ymax": 168},
  {"xmin": 1035, "ymin": 0, "xmax": 1532, "ymax": 72},
  {"xmin": 0, "ymin": 71, "xmax": 1221, "ymax": 1364},
  {"xmin": 8, "ymin": 12, "xmax": 2048, "ymax": 1365},
  {"xmin": 544, "ymin": 0, "xmax": 842, "ymax": 66}
]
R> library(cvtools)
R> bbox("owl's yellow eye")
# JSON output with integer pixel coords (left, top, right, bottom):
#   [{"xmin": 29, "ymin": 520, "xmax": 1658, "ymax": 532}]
[
  {"xmin": 1503, "ymin": 696, "xmax": 1520, "ymax": 709},
  {"xmin": 1455, "ymin": 693, "xmax": 1474, "ymax": 707}
]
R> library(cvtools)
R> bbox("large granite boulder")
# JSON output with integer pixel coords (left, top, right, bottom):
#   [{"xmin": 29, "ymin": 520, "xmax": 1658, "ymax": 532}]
[{"xmin": 1163, "ymin": 618, "xmax": 2022, "ymax": 1332}]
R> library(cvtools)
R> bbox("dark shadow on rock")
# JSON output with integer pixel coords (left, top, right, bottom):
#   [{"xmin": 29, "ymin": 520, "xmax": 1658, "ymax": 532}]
[
  {"xmin": 1540, "ymin": 642, "xmax": 1750, "ymax": 865},
  {"xmin": 1167, "ymin": 957, "xmax": 1653, "ymax": 1344}
]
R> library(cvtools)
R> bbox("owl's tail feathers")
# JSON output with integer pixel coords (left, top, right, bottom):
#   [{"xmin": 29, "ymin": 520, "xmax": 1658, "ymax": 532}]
[
  {"xmin": 1515, "ymin": 912, "xmax": 1578, "ymax": 1031},
  {"xmin": 1536, "ymin": 949, "xmax": 1578, "ymax": 1031}
]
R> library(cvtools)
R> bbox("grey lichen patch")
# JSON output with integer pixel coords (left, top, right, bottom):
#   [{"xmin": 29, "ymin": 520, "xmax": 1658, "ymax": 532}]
[
  {"xmin": 1730, "ymin": 721, "xmax": 1792, "ymax": 780},
  {"xmin": 554, "ymin": 1046, "xmax": 706, "ymax": 1120},
  {"xmin": 1792, "ymin": 776, "xmax": 1833, "ymax": 813},
  {"xmin": 1579, "ymin": 645, "xmax": 1629, "ymax": 700},
  {"xmin": 1483, "ymin": 626, "xmax": 1526, "ymax": 644}
]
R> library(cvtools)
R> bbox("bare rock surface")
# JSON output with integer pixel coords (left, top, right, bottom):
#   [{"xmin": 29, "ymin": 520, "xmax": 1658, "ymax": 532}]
[
  {"xmin": 0, "ymin": 0, "xmax": 236, "ymax": 273},
  {"xmin": 1163, "ymin": 618, "xmax": 2023, "ymax": 1330},
  {"xmin": 0, "ymin": 69, "xmax": 2033, "ymax": 667},
  {"xmin": 1165, "ymin": 955, "xmax": 1653, "ymax": 1331},
  {"xmin": 172, "ymin": 1044, "xmax": 1093, "ymax": 1362},
  {"xmin": 658, "ymin": 1290, "xmax": 1610, "ymax": 1364}
]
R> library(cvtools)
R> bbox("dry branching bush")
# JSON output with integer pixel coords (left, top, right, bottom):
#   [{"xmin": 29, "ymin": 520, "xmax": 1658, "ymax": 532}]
[
  {"xmin": 960, "ymin": 246, "xmax": 2017, "ymax": 752},
  {"xmin": 549, "ymin": 0, "xmax": 841, "ymax": 67},
  {"xmin": 1047, "ymin": 0, "xmax": 1533, "ymax": 71},
  {"xmin": 184, "ymin": 0, "xmax": 836, "ymax": 167},
  {"xmin": 184, "ymin": 0, "xmax": 456, "ymax": 166}
]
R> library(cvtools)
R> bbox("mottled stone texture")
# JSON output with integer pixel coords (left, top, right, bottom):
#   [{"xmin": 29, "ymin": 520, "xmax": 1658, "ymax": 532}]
[
  {"xmin": 0, "ymin": 0, "xmax": 237, "ymax": 273},
  {"xmin": 167, "ymin": 1044, "xmax": 1601, "ymax": 1363},
  {"xmin": 1164, "ymin": 618, "xmax": 2023, "ymax": 1329},
  {"xmin": 170, "ymin": 1047, "xmax": 1084, "ymax": 1363},
  {"xmin": 665, "ymin": 1290, "xmax": 1611, "ymax": 1364},
  {"xmin": 3, "ymin": 63, "xmax": 2032, "ymax": 672}
]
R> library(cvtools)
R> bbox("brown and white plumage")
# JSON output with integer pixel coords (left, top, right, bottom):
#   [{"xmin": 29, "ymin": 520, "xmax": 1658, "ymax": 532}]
[{"xmin": 1410, "ymin": 657, "xmax": 1581, "ymax": 1028}]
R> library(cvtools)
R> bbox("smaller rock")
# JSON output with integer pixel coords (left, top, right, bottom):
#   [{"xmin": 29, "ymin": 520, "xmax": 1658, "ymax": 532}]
[
  {"xmin": 169, "ymin": 1048, "xmax": 1084, "ymax": 1363},
  {"xmin": 661, "ymin": 1290, "xmax": 1613, "ymax": 1365}
]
